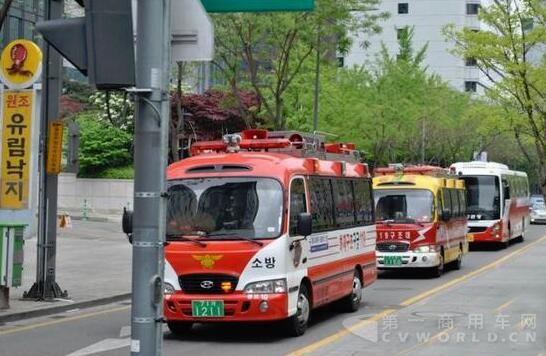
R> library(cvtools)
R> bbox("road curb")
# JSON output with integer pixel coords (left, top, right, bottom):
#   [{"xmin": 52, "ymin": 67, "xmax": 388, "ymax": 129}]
[{"xmin": 0, "ymin": 293, "xmax": 131, "ymax": 324}]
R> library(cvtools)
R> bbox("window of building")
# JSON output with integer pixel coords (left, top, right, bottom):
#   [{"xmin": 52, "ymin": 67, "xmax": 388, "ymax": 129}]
[
  {"xmin": 466, "ymin": 3, "xmax": 480, "ymax": 15},
  {"xmin": 522, "ymin": 18, "xmax": 534, "ymax": 32},
  {"xmin": 398, "ymin": 3, "xmax": 409, "ymax": 14},
  {"xmin": 8, "ymin": 16, "xmax": 22, "ymax": 41},
  {"xmin": 23, "ymin": 20, "xmax": 33, "ymax": 39},
  {"xmin": 337, "ymin": 56, "xmax": 344, "ymax": 68},
  {"xmin": 465, "ymin": 57, "xmax": 477, "ymax": 66},
  {"xmin": 397, "ymin": 27, "xmax": 409, "ymax": 40},
  {"xmin": 465, "ymin": 81, "xmax": 478, "ymax": 92},
  {"xmin": 289, "ymin": 179, "xmax": 307, "ymax": 236}
]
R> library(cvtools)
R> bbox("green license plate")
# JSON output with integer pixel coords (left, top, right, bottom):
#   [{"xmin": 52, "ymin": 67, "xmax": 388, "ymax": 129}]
[
  {"xmin": 384, "ymin": 255, "xmax": 403, "ymax": 266},
  {"xmin": 191, "ymin": 300, "xmax": 224, "ymax": 317}
]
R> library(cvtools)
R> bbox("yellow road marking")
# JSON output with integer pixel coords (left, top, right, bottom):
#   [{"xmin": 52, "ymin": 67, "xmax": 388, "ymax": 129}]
[
  {"xmin": 287, "ymin": 309, "xmax": 395, "ymax": 356},
  {"xmin": 0, "ymin": 305, "xmax": 130, "ymax": 336},
  {"xmin": 289, "ymin": 234, "xmax": 546, "ymax": 355},
  {"xmin": 400, "ymin": 235, "xmax": 546, "ymax": 307},
  {"xmin": 495, "ymin": 298, "xmax": 516, "ymax": 313},
  {"xmin": 395, "ymin": 325, "xmax": 455, "ymax": 356}
]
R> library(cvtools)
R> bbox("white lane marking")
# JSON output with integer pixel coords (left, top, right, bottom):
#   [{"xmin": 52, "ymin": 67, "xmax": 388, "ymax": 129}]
[
  {"xmin": 119, "ymin": 325, "xmax": 131, "ymax": 338},
  {"xmin": 65, "ymin": 326, "xmax": 131, "ymax": 356}
]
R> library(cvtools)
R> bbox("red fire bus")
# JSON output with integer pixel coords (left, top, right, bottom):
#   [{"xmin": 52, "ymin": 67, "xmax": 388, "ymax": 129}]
[
  {"xmin": 373, "ymin": 165, "xmax": 469, "ymax": 277},
  {"xmin": 162, "ymin": 130, "xmax": 377, "ymax": 336},
  {"xmin": 450, "ymin": 161, "xmax": 530, "ymax": 247}
]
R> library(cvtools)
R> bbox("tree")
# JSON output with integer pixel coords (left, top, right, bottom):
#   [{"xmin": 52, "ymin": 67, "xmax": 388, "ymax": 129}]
[
  {"xmin": 444, "ymin": 0, "xmax": 546, "ymax": 196},
  {"xmin": 169, "ymin": 90, "xmax": 259, "ymax": 162},
  {"xmin": 89, "ymin": 91, "xmax": 134, "ymax": 133},
  {"xmin": 77, "ymin": 113, "xmax": 133, "ymax": 177},
  {"xmin": 211, "ymin": 0, "xmax": 389, "ymax": 129},
  {"xmin": 284, "ymin": 26, "xmax": 511, "ymax": 170}
]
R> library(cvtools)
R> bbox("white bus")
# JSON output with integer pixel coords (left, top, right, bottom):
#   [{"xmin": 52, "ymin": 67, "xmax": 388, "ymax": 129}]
[{"xmin": 450, "ymin": 161, "xmax": 530, "ymax": 248}]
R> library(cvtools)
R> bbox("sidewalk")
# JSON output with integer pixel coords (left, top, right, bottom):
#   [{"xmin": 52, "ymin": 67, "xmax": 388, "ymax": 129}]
[{"xmin": 0, "ymin": 220, "xmax": 132, "ymax": 322}]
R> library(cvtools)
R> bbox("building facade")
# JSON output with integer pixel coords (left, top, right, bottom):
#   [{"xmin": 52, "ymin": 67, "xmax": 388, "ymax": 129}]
[
  {"xmin": 344, "ymin": 0, "xmax": 489, "ymax": 94},
  {"xmin": 0, "ymin": 0, "xmax": 44, "ymax": 49}
]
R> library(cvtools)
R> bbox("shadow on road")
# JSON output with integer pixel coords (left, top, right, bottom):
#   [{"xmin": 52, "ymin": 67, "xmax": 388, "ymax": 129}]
[{"xmin": 163, "ymin": 303, "xmax": 351, "ymax": 344}]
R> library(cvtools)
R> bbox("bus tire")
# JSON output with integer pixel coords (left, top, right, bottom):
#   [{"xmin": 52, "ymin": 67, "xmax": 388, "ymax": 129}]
[
  {"xmin": 515, "ymin": 219, "xmax": 525, "ymax": 243},
  {"xmin": 336, "ymin": 270, "xmax": 363, "ymax": 313},
  {"xmin": 286, "ymin": 284, "xmax": 311, "ymax": 337},
  {"xmin": 430, "ymin": 252, "xmax": 444, "ymax": 278},
  {"xmin": 167, "ymin": 321, "xmax": 193, "ymax": 336},
  {"xmin": 452, "ymin": 246, "xmax": 463, "ymax": 270}
]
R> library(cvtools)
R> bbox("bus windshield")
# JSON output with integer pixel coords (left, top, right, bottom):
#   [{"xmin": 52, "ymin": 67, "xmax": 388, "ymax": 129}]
[
  {"xmin": 462, "ymin": 175, "xmax": 501, "ymax": 220},
  {"xmin": 374, "ymin": 189, "xmax": 434, "ymax": 223},
  {"xmin": 166, "ymin": 177, "xmax": 283, "ymax": 239}
]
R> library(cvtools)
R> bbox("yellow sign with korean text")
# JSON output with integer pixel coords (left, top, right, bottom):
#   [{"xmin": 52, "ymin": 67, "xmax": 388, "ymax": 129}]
[
  {"xmin": 0, "ymin": 40, "xmax": 43, "ymax": 90},
  {"xmin": 0, "ymin": 90, "xmax": 33, "ymax": 209},
  {"xmin": 46, "ymin": 121, "xmax": 64, "ymax": 175}
]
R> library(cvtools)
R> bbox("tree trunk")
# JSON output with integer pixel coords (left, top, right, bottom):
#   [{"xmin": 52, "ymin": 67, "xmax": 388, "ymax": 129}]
[
  {"xmin": 0, "ymin": 0, "xmax": 15, "ymax": 30},
  {"xmin": 0, "ymin": 286, "xmax": 9, "ymax": 309},
  {"xmin": 539, "ymin": 165, "xmax": 546, "ymax": 201}
]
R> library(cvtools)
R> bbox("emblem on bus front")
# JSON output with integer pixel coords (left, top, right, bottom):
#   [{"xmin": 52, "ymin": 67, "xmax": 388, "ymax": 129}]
[
  {"xmin": 200, "ymin": 280, "xmax": 214, "ymax": 289},
  {"xmin": 192, "ymin": 254, "xmax": 223, "ymax": 269}
]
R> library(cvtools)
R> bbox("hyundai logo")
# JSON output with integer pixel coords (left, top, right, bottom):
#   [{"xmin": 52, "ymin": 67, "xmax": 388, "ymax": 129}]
[
  {"xmin": 200, "ymin": 280, "xmax": 214, "ymax": 289},
  {"xmin": 388, "ymin": 244, "xmax": 397, "ymax": 251}
]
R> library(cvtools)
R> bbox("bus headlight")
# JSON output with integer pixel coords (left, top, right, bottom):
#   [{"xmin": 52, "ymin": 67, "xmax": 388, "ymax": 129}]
[
  {"xmin": 413, "ymin": 245, "xmax": 437, "ymax": 253},
  {"xmin": 164, "ymin": 283, "xmax": 176, "ymax": 295},
  {"xmin": 244, "ymin": 279, "xmax": 287, "ymax": 294},
  {"xmin": 492, "ymin": 222, "xmax": 501, "ymax": 232}
]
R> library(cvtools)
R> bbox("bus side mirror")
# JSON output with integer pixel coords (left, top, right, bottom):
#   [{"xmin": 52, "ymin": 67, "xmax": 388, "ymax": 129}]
[
  {"xmin": 440, "ymin": 210, "xmax": 451, "ymax": 222},
  {"xmin": 297, "ymin": 213, "xmax": 312, "ymax": 237},
  {"xmin": 122, "ymin": 207, "xmax": 133, "ymax": 242}
]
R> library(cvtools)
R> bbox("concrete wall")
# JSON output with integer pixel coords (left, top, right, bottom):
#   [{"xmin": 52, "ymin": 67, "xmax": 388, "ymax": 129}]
[{"xmin": 57, "ymin": 173, "xmax": 133, "ymax": 220}]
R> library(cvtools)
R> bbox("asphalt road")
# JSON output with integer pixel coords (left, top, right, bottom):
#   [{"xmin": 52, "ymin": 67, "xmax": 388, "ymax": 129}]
[{"xmin": 1, "ymin": 226, "xmax": 545, "ymax": 356}]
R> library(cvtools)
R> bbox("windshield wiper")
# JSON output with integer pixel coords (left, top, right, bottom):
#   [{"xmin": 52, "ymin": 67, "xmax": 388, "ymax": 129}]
[
  {"xmin": 166, "ymin": 234, "xmax": 207, "ymax": 247},
  {"xmin": 206, "ymin": 232, "xmax": 264, "ymax": 246}
]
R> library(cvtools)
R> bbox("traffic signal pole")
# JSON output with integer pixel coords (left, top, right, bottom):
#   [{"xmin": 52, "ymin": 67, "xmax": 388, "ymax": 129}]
[
  {"xmin": 24, "ymin": 0, "xmax": 67, "ymax": 301},
  {"xmin": 131, "ymin": 0, "xmax": 171, "ymax": 354}
]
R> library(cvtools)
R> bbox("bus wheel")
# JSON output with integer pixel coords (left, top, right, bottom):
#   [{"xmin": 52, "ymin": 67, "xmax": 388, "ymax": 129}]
[
  {"xmin": 167, "ymin": 321, "xmax": 193, "ymax": 336},
  {"xmin": 430, "ymin": 253, "xmax": 444, "ymax": 278},
  {"xmin": 515, "ymin": 220, "xmax": 525, "ymax": 243},
  {"xmin": 286, "ymin": 284, "xmax": 311, "ymax": 337},
  {"xmin": 336, "ymin": 270, "xmax": 363, "ymax": 313},
  {"xmin": 452, "ymin": 246, "xmax": 463, "ymax": 270}
]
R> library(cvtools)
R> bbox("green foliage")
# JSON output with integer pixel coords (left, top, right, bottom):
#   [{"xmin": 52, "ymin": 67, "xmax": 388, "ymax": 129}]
[
  {"xmin": 92, "ymin": 166, "xmax": 134, "ymax": 179},
  {"xmin": 284, "ymin": 28, "xmax": 524, "ymax": 173},
  {"xmin": 77, "ymin": 112, "xmax": 133, "ymax": 177},
  {"xmin": 444, "ymin": 0, "xmax": 546, "ymax": 192},
  {"xmin": 211, "ymin": 0, "xmax": 389, "ymax": 129}
]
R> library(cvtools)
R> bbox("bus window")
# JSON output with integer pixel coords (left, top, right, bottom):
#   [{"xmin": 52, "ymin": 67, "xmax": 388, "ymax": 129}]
[
  {"xmin": 310, "ymin": 177, "xmax": 335, "ymax": 232},
  {"xmin": 333, "ymin": 179, "xmax": 356, "ymax": 228},
  {"xmin": 374, "ymin": 189, "xmax": 434, "ymax": 223},
  {"xmin": 354, "ymin": 179, "xmax": 374, "ymax": 225},
  {"xmin": 442, "ymin": 189, "xmax": 453, "ymax": 217},
  {"xmin": 289, "ymin": 178, "xmax": 307, "ymax": 236},
  {"xmin": 450, "ymin": 189, "xmax": 460, "ymax": 217},
  {"xmin": 462, "ymin": 176, "xmax": 501, "ymax": 220},
  {"xmin": 458, "ymin": 190, "xmax": 467, "ymax": 216}
]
